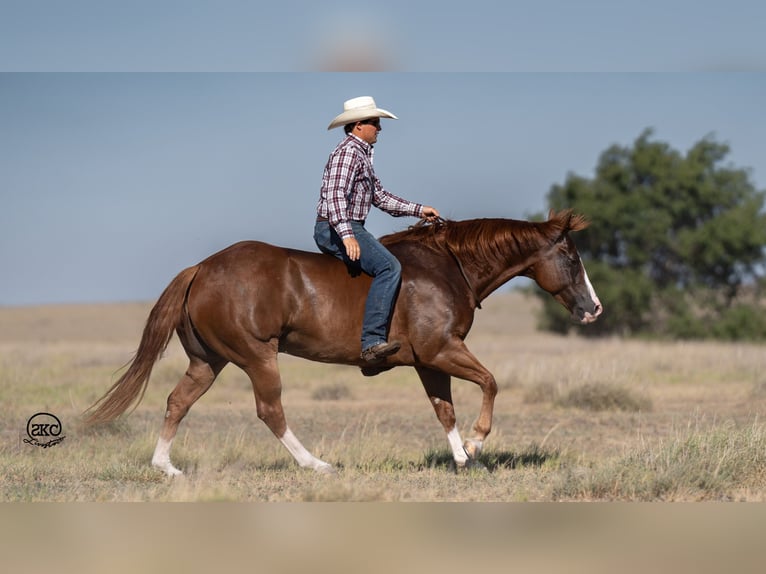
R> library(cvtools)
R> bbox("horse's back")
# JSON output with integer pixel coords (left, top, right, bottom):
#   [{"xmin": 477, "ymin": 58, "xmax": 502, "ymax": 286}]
[{"xmin": 185, "ymin": 240, "xmax": 370, "ymax": 360}]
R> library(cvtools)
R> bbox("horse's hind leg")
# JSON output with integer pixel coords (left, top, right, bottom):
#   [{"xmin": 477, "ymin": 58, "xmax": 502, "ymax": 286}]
[
  {"xmin": 151, "ymin": 356, "xmax": 226, "ymax": 476},
  {"xmin": 415, "ymin": 367, "xmax": 469, "ymax": 468},
  {"xmin": 244, "ymin": 340, "xmax": 335, "ymax": 474}
]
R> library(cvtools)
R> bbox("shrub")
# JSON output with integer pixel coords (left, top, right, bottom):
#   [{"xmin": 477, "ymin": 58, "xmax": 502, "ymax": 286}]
[
  {"xmin": 553, "ymin": 420, "xmax": 766, "ymax": 500},
  {"xmin": 557, "ymin": 382, "xmax": 652, "ymax": 412},
  {"xmin": 311, "ymin": 383, "xmax": 353, "ymax": 401}
]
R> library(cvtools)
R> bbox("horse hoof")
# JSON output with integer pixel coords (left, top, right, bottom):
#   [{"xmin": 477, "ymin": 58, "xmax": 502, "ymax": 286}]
[
  {"xmin": 466, "ymin": 458, "xmax": 488, "ymax": 472},
  {"xmin": 153, "ymin": 462, "xmax": 183, "ymax": 477},
  {"xmin": 463, "ymin": 439, "xmax": 483, "ymax": 459},
  {"xmin": 315, "ymin": 463, "xmax": 337, "ymax": 475},
  {"xmin": 455, "ymin": 458, "xmax": 488, "ymax": 473}
]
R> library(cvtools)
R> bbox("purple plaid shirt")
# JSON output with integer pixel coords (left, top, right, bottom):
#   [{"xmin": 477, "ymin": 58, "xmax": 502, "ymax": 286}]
[{"xmin": 317, "ymin": 134, "xmax": 423, "ymax": 239}]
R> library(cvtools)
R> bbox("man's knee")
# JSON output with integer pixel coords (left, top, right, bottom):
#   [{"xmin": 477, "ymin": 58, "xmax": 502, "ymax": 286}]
[
  {"xmin": 372, "ymin": 257, "xmax": 400, "ymax": 288},
  {"xmin": 388, "ymin": 255, "xmax": 402, "ymax": 278}
]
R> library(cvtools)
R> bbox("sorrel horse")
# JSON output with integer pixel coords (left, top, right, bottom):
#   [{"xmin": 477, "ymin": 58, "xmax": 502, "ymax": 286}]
[{"xmin": 83, "ymin": 210, "xmax": 601, "ymax": 475}]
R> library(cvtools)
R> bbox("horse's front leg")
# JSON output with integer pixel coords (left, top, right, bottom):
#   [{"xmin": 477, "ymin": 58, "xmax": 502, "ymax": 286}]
[
  {"xmin": 425, "ymin": 339, "xmax": 498, "ymax": 462},
  {"xmin": 415, "ymin": 367, "xmax": 469, "ymax": 468}
]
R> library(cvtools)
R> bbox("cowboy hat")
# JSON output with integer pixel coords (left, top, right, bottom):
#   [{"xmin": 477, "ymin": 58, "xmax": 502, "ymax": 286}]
[{"xmin": 327, "ymin": 96, "xmax": 398, "ymax": 130}]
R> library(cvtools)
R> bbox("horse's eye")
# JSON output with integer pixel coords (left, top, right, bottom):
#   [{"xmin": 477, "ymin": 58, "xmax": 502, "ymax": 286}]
[{"xmin": 570, "ymin": 257, "xmax": 583, "ymax": 278}]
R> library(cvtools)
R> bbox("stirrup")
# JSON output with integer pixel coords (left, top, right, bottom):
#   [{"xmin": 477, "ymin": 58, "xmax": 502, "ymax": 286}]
[{"xmin": 360, "ymin": 341, "xmax": 401, "ymax": 364}]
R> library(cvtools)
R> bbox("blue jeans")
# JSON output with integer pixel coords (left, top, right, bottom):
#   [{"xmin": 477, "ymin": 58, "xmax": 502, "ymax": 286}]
[{"xmin": 314, "ymin": 220, "xmax": 402, "ymax": 351}]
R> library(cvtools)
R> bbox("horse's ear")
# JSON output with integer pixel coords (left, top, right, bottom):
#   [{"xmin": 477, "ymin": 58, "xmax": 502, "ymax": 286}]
[
  {"xmin": 547, "ymin": 209, "xmax": 589, "ymax": 241},
  {"xmin": 568, "ymin": 213, "xmax": 590, "ymax": 232},
  {"xmin": 549, "ymin": 209, "xmax": 589, "ymax": 231},
  {"xmin": 548, "ymin": 209, "xmax": 573, "ymax": 224}
]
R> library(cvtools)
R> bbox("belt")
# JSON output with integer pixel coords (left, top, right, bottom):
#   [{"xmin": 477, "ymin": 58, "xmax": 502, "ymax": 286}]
[{"xmin": 316, "ymin": 216, "xmax": 365, "ymax": 226}]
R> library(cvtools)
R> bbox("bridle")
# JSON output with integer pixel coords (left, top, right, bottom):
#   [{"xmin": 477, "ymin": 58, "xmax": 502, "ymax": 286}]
[
  {"xmin": 425, "ymin": 218, "xmax": 482, "ymax": 310},
  {"xmin": 444, "ymin": 242, "xmax": 482, "ymax": 310}
]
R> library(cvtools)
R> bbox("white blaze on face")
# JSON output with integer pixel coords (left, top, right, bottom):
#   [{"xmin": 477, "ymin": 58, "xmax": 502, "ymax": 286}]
[{"xmin": 581, "ymin": 264, "xmax": 602, "ymax": 322}]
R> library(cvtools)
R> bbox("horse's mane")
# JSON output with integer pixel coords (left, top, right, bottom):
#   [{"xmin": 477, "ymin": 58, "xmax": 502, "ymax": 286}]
[{"xmin": 380, "ymin": 210, "xmax": 588, "ymax": 261}]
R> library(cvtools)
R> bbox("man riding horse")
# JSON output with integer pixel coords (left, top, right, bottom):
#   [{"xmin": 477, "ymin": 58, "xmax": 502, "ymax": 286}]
[
  {"xmin": 314, "ymin": 96, "xmax": 440, "ymax": 365},
  {"xmin": 82, "ymin": 97, "xmax": 602, "ymax": 477}
]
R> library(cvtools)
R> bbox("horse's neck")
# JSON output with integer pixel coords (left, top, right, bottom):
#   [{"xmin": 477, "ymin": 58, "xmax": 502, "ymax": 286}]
[{"xmin": 461, "ymin": 230, "xmax": 547, "ymax": 301}]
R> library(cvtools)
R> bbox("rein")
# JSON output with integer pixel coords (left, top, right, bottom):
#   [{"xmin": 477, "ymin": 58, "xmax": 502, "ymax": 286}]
[
  {"xmin": 444, "ymin": 242, "xmax": 482, "ymax": 310},
  {"xmin": 420, "ymin": 217, "xmax": 482, "ymax": 310}
]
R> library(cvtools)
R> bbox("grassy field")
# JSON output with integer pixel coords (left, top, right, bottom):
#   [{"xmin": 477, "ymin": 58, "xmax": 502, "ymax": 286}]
[{"xmin": 2, "ymin": 291, "xmax": 765, "ymax": 501}]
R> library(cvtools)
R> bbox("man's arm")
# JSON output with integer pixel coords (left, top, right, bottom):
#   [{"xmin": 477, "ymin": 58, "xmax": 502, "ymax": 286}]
[
  {"xmin": 325, "ymin": 147, "xmax": 357, "ymax": 240},
  {"xmin": 372, "ymin": 178, "xmax": 440, "ymax": 221}
]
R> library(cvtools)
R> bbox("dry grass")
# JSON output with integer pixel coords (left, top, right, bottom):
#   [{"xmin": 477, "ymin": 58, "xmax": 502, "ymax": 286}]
[{"xmin": 2, "ymin": 291, "xmax": 766, "ymax": 501}]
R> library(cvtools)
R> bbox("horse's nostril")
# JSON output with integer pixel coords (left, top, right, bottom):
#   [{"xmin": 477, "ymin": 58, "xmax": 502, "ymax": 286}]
[{"xmin": 595, "ymin": 304, "xmax": 603, "ymax": 316}]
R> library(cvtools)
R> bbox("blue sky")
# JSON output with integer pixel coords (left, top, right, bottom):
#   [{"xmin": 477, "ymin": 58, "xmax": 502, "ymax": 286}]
[
  {"xmin": 1, "ymin": 2, "xmax": 765, "ymax": 305},
  {"xmin": 2, "ymin": 73, "xmax": 764, "ymax": 305},
  {"xmin": 1, "ymin": 0, "xmax": 765, "ymax": 71}
]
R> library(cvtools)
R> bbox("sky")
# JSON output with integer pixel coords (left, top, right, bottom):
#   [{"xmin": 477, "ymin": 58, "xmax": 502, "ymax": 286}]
[
  {"xmin": 1, "ymin": 0, "xmax": 765, "ymax": 71},
  {"xmin": 1, "ymin": 2, "xmax": 765, "ymax": 306}
]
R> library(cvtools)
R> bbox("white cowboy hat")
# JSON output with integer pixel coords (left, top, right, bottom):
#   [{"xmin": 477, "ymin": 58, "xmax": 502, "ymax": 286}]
[{"xmin": 327, "ymin": 96, "xmax": 398, "ymax": 130}]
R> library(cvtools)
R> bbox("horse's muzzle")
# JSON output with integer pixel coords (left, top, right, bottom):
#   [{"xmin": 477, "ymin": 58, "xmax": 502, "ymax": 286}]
[{"xmin": 579, "ymin": 302, "xmax": 603, "ymax": 324}]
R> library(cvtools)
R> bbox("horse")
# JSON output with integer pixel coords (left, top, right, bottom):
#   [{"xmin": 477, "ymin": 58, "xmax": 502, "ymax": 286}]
[{"xmin": 83, "ymin": 210, "xmax": 602, "ymax": 475}]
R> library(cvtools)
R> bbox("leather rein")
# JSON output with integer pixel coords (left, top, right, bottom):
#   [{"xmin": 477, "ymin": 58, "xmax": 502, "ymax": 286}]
[
  {"xmin": 444, "ymin": 242, "xmax": 482, "ymax": 310},
  {"xmin": 422, "ymin": 217, "xmax": 482, "ymax": 310}
]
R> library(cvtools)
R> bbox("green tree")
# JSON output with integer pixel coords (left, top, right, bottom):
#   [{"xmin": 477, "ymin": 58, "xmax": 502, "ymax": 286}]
[{"xmin": 537, "ymin": 129, "xmax": 766, "ymax": 339}]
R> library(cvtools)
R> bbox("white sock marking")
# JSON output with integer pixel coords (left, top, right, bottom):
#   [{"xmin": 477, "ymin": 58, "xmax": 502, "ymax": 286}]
[
  {"xmin": 279, "ymin": 428, "xmax": 334, "ymax": 473},
  {"xmin": 152, "ymin": 437, "xmax": 183, "ymax": 476},
  {"xmin": 447, "ymin": 427, "xmax": 469, "ymax": 466}
]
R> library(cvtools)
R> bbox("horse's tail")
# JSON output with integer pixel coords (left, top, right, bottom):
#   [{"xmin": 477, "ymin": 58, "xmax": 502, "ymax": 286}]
[{"xmin": 82, "ymin": 265, "xmax": 200, "ymax": 427}]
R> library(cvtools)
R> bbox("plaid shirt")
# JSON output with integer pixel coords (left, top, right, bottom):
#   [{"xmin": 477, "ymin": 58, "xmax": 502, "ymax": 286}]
[{"xmin": 317, "ymin": 134, "xmax": 423, "ymax": 240}]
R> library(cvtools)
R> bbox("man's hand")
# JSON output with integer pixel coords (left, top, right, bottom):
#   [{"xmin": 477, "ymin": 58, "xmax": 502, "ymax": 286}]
[
  {"xmin": 421, "ymin": 206, "xmax": 440, "ymax": 221},
  {"xmin": 343, "ymin": 237, "xmax": 361, "ymax": 261}
]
